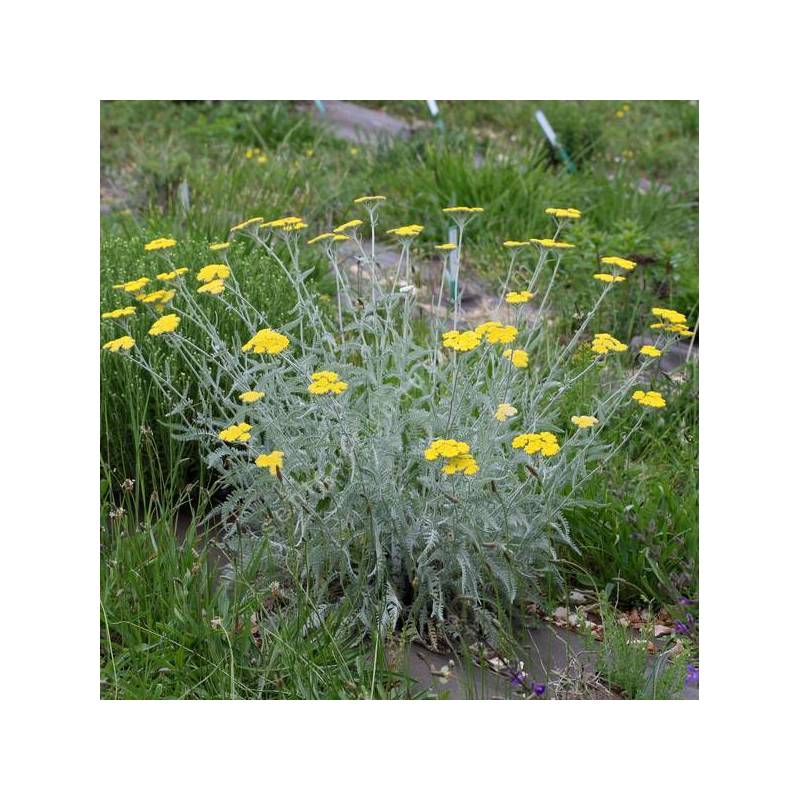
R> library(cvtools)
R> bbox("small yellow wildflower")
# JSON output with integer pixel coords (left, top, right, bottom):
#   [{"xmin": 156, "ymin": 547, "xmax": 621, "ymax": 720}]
[
  {"xmin": 593, "ymin": 273, "xmax": 626, "ymax": 283},
  {"xmin": 242, "ymin": 328, "xmax": 290, "ymax": 355},
  {"xmin": 209, "ymin": 242, "xmax": 230, "ymax": 251},
  {"xmin": 474, "ymin": 321, "xmax": 501, "ymax": 337},
  {"xmin": 156, "ymin": 268, "xmax": 189, "ymax": 281},
  {"xmin": 219, "ymin": 422, "xmax": 252, "ymax": 443},
  {"xmin": 101, "ymin": 306, "xmax": 136, "ymax": 320},
  {"xmin": 512, "ymin": 432, "xmax": 560, "ymax": 457},
  {"xmin": 102, "ymin": 335, "xmax": 135, "ymax": 352},
  {"xmin": 639, "ymin": 345, "xmax": 662, "ymax": 358},
  {"xmin": 651, "ymin": 307, "xmax": 687, "ymax": 325},
  {"xmin": 632, "ymin": 390, "xmax": 666, "ymax": 409},
  {"xmin": 571, "ymin": 415, "xmax": 598, "ymax": 428},
  {"xmin": 650, "ymin": 322, "xmax": 694, "ymax": 336},
  {"xmin": 144, "ymin": 237, "xmax": 177, "ymax": 251},
  {"xmin": 505, "ymin": 290, "xmax": 534, "ymax": 304},
  {"xmin": 257, "ymin": 155, "xmax": 268, "ymax": 164},
  {"xmin": 441, "ymin": 454, "xmax": 480, "ymax": 476},
  {"xmin": 113, "ymin": 277, "xmax": 150, "ymax": 293},
  {"xmin": 545, "ymin": 207, "xmax": 582, "ymax": 219},
  {"xmin": 333, "ymin": 219, "xmax": 363, "ymax": 233},
  {"xmin": 442, "ymin": 330, "xmax": 481, "ymax": 352},
  {"xmin": 140, "ymin": 289, "xmax": 176, "ymax": 305},
  {"xmin": 387, "ymin": 224, "xmax": 424, "ymax": 237},
  {"xmin": 307, "ymin": 233, "xmax": 337, "ymax": 244},
  {"xmin": 148, "ymin": 314, "xmax": 180, "ymax": 336},
  {"xmin": 255, "ymin": 450, "xmax": 284, "ymax": 476},
  {"xmin": 484, "ymin": 324, "xmax": 518, "ymax": 345},
  {"xmin": 502, "ymin": 349, "xmax": 529, "ymax": 368},
  {"xmin": 435, "ymin": 243, "xmax": 457, "ymax": 251},
  {"xmin": 424, "ymin": 439, "xmax": 471, "ymax": 461},
  {"xmin": 260, "ymin": 216, "xmax": 305, "ymax": 232},
  {"xmin": 230, "ymin": 217, "xmax": 264, "ymax": 232},
  {"xmin": 591, "ymin": 333, "xmax": 628, "ymax": 355},
  {"xmin": 600, "ymin": 256, "xmax": 637, "ymax": 270},
  {"xmin": 239, "ymin": 391, "xmax": 265, "ymax": 403},
  {"xmin": 442, "ymin": 206, "xmax": 484, "ymax": 214},
  {"xmin": 197, "ymin": 264, "xmax": 231, "ymax": 283},
  {"xmin": 197, "ymin": 279, "xmax": 226, "ymax": 295},
  {"xmin": 353, "ymin": 195, "xmax": 387, "ymax": 205},
  {"xmin": 495, "ymin": 403, "xmax": 518, "ymax": 422},
  {"xmin": 529, "ymin": 239, "xmax": 575, "ymax": 249},
  {"xmin": 503, "ymin": 240, "xmax": 531, "ymax": 248},
  {"xmin": 308, "ymin": 370, "xmax": 348, "ymax": 395}
]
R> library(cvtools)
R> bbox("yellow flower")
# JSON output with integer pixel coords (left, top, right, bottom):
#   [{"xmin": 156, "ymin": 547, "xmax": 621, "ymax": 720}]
[
  {"xmin": 502, "ymin": 349, "xmax": 529, "ymax": 368},
  {"xmin": 435, "ymin": 243, "xmax": 457, "ymax": 251},
  {"xmin": 632, "ymin": 390, "xmax": 666, "ymax": 409},
  {"xmin": 650, "ymin": 322, "xmax": 694, "ymax": 336},
  {"xmin": 101, "ymin": 306, "xmax": 136, "ymax": 319},
  {"xmin": 387, "ymin": 224, "xmax": 424, "ymax": 237},
  {"xmin": 442, "ymin": 206, "xmax": 484, "ymax": 214},
  {"xmin": 639, "ymin": 345, "xmax": 662, "ymax": 358},
  {"xmin": 144, "ymin": 237, "xmax": 177, "ymax": 251},
  {"xmin": 156, "ymin": 268, "xmax": 189, "ymax": 281},
  {"xmin": 256, "ymin": 155, "xmax": 268, "ymax": 164},
  {"xmin": 544, "ymin": 207, "xmax": 582, "ymax": 220},
  {"xmin": 308, "ymin": 370, "xmax": 348, "ymax": 395},
  {"xmin": 495, "ymin": 403, "xmax": 518, "ymax": 422},
  {"xmin": 260, "ymin": 216, "xmax": 305, "ymax": 232},
  {"xmin": 505, "ymin": 290, "xmax": 534, "ymax": 304},
  {"xmin": 305, "ymin": 149, "xmax": 314, "ymax": 158},
  {"xmin": 503, "ymin": 240, "xmax": 531, "ymax": 248},
  {"xmin": 593, "ymin": 273, "xmax": 626, "ymax": 283},
  {"xmin": 242, "ymin": 328, "xmax": 290, "ymax": 355},
  {"xmin": 441, "ymin": 454, "xmax": 480, "ymax": 476},
  {"xmin": 307, "ymin": 232, "xmax": 349, "ymax": 245},
  {"xmin": 353, "ymin": 195, "xmax": 386, "ymax": 204},
  {"xmin": 148, "ymin": 314, "xmax": 180, "ymax": 336},
  {"xmin": 197, "ymin": 264, "xmax": 231, "ymax": 283},
  {"xmin": 219, "ymin": 422, "xmax": 252, "ymax": 443},
  {"xmin": 424, "ymin": 439, "xmax": 471, "ymax": 460},
  {"xmin": 113, "ymin": 277, "xmax": 150, "ymax": 293},
  {"xmin": 512, "ymin": 432, "xmax": 560, "ymax": 457},
  {"xmin": 209, "ymin": 242, "xmax": 230, "ymax": 251},
  {"xmin": 230, "ymin": 216, "xmax": 264, "ymax": 232},
  {"xmin": 442, "ymin": 329, "xmax": 481, "ymax": 352},
  {"xmin": 651, "ymin": 307, "xmax": 687, "ymax": 325},
  {"xmin": 529, "ymin": 239, "xmax": 575, "ymax": 249},
  {"xmin": 484, "ymin": 324, "xmax": 518, "ymax": 345},
  {"xmin": 474, "ymin": 321, "xmax": 501, "ymax": 337},
  {"xmin": 571, "ymin": 415, "xmax": 598, "ymax": 428},
  {"xmin": 600, "ymin": 256, "xmax": 637, "ymax": 270},
  {"xmin": 197, "ymin": 279, "xmax": 225, "ymax": 295},
  {"xmin": 102, "ymin": 335, "xmax": 135, "ymax": 352},
  {"xmin": 333, "ymin": 219, "xmax": 363, "ymax": 233},
  {"xmin": 140, "ymin": 289, "xmax": 175, "ymax": 305},
  {"xmin": 255, "ymin": 450, "xmax": 284, "ymax": 476},
  {"xmin": 239, "ymin": 391, "xmax": 265, "ymax": 403},
  {"xmin": 591, "ymin": 333, "xmax": 628, "ymax": 355}
]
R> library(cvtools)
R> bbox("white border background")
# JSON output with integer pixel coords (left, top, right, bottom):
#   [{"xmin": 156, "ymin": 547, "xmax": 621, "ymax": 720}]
[{"xmin": 3, "ymin": 0, "xmax": 798, "ymax": 796}]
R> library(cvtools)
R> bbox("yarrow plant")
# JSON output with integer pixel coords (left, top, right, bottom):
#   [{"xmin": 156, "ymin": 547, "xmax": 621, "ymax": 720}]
[{"xmin": 101, "ymin": 201, "xmax": 694, "ymax": 642}]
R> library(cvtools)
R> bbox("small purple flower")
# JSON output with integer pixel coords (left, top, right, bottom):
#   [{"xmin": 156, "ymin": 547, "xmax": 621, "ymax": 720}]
[
  {"xmin": 674, "ymin": 621, "xmax": 690, "ymax": 635},
  {"xmin": 533, "ymin": 683, "xmax": 546, "ymax": 697},
  {"xmin": 510, "ymin": 672, "xmax": 526, "ymax": 688},
  {"xmin": 685, "ymin": 664, "xmax": 699, "ymax": 687},
  {"xmin": 678, "ymin": 597, "xmax": 697, "ymax": 606}
]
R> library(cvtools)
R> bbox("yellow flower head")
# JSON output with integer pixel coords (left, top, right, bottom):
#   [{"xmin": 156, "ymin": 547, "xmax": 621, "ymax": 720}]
[
  {"xmin": 441, "ymin": 454, "xmax": 480, "ymax": 476},
  {"xmin": 144, "ymin": 237, "xmax": 177, "ymax": 251},
  {"xmin": 219, "ymin": 422, "xmax": 252, "ymax": 443},
  {"xmin": 571, "ymin": 415, "xmax": 598, "ymax": 428},
  {"xmin": 230, "ymin": 217, "xmax": 264, "ymax": 233},
  {"xmin": 495, "ymin": 403, "xmax": 518, "ymax": 422},
  {"xmin": 156, "ymin": 267, "xmax": 189, "ymax": 281},
  {"xmin": 353, "ymin": 195, "xmax": 387, "ymax": 205},
  {"xmin": 435, "ymin": 243, "xmax": 457, "ymax": 251},
  {"xmin": 503, "ymin": 240, "xmax": 531, "ymax": 248},
  {"xmin": 593, "ymin": 273, "xmax": 626, "ymax": 283},
  {"xmin": 197, "ymin": 279, "xmax": 226, "ymax": 295},
  {"xmin": 651, "ymin": 307, "xmax": 688, "ymax": 325},
  {"xmin": 255, "ymin": 450, "xmax": 284, "ymax": 476},
  {"xmin": 442, "ymin": 329, "xmax": 481, "ymax": 352},
  {"xmin": 505, "ymin": 290, "xmax": 534, "ymax": 304},
  {"xmin": 442, "ymin": 206, "xmax": 484, "ymax": 214},
  {"xmin": 148, "ymin": 314, "xmax": 181, "ymax": 336},
  {"xmin": 197, "ymin": 264, "xmax": 231, "ymax": 283},
  {"xmin": 140, "ymin": 289, "xmax": 176, "ymax": 305},
  {"xmin": 474, "ymin": 320, "xmax": 501, "ymax": 337},
  {"xmin": 600, "ymin": 256, "xmax": 637, "ymax": 271},
  {"xmin": 529, "ymin": 238, "xmax": 575, "ymax": 249},
  {"xmin": 260, "ymin": 216, "xmax": 305, "ymax": 232},
  {"xmin": 484, "ymin": 324, "xmax": 518, "ymax": 345},
  {"xmin": 239, "ymin": 391, "xmax": 265, "ymax": 403},
  {"xmin": 242, "ymin": 328, "xmax": 290, "ymax": 355},
  {"xmin": 632, "ymin": 390, "xmax": 666, "ymax": 409},
  {"xmin": 209, "ymin": 242, "xmax": 230, "ymax": 251},
  {"xmin": 387, "ymin": 224, "xmax": 424, "ymax": 238},
  {"xmin": 591, "ymin": 333, "xmax": 628, "ymax": 355},
  {"xmin": 545, "ymin": 207, "xmax": 582, "ymax": 220},
  {"xmin": 113, "ymin": 277, "xmax": 150, "ymax": 293},
  {"xmin": 512, "ymin": 432, "xmax": 561, "ymax": 457},
  {"xmin": 102, "ymin": 335, "xmax": 135, "ymax": 352},
  {"xmin": 308, "ymin": 370, "xmax": 348, "ymax": 395},
  {"xmin": 307, "ymin": 233, "xmax": 336, "ymax": 244},
  {"xmin": 333, "ymin": 219, "xmax": 363, "ymax": 233},
  {"xmin": 101, "ymin": 306, "xmax": 136, "ymax": 320},
  {"xmin": 424, "ymin": 439, "xmax": 471, "ymax": 461},
  {"xmin": 639, "ymin": 345, "xmax": 662, "ymax": 358},
  {"xmin": 502, "ymin": 349, "xmax": 529, "ymax": 368},
  {"xmin": 650, "ymin": 322, "xmax": 694, "ymax": 336}
]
